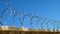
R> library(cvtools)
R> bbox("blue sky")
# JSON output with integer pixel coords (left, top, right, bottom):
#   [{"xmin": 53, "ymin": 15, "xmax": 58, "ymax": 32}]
[
  {"xmin": 0, "ymin": 0, "xmax": 60, "ymax": 20},
  {"xmin": 0, "ymin": 0, "xmax": 60, "ymax": 29},
  {"xmin": 8, "ymin": 0, "xmax": 60, "ymax": 20}
]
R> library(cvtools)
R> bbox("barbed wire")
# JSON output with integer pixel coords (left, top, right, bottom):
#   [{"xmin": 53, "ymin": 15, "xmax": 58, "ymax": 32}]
[{"xmin": 0, "ymin": 0, "xmax": 60, "ymax": 31}]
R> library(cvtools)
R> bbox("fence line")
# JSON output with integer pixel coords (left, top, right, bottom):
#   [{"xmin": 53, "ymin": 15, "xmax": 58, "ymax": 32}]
[{"xmin": 0, "ymin": 0, "xmax": 60, "ymax": 31}]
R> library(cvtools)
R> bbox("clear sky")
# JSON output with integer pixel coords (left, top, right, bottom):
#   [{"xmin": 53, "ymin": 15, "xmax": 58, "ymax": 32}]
[
  {"xmin": 0, "ymin": 0, "xmax": 60, "ymax": 20},
  {"xmin": 0, "ymin": 0, "xmax": 60, "ymax": 30},
  {"xmin": 8, "ymin": 0, "xmax": 60, "ymax": 20}
]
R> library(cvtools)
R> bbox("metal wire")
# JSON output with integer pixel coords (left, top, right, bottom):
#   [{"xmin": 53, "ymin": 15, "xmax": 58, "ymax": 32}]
[
  {"xmin": 45, "ymin": 19, "xmax": 51, "ymax": 30},
  {"xmin": 0, "ymin": 9, "xmax": 6, "ymax": 19},
  {"xmin": 40, "ymin": 18, "xmax": 47, "ymax": 29},
  {"xmin": 29, "ymin": 14, "xmax": 33, "ymax": 28},
  {"xmin": 0, "ymin": 21, "xmax": 3, "ymax": 25},
  {"xmin": 0, "ymin": 0, "xmax": 60, "ymax": 31},
  {"xmin": 18, "ymin": 11, "xmax": 25, "ymax": 27},
  {"xmin": 36, "ymin": 16, "xmax": 40, "ymax": 28}
]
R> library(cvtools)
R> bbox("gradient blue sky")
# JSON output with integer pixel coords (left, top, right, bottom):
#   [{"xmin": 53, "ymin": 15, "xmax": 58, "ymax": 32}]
[
  {"xmin": 0, "ymin": 0, "xmax": 60, "ymax": 29},
  {"xmin": 8, "ymin": 0, "xmax": 60, "ymax": 20},
  {"xmin": 0, "ymin": 0, "xmax": 60, "ymax": 20}
]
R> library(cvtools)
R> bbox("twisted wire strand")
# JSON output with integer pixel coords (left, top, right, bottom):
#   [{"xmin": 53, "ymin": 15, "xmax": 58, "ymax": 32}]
[
  {"xmin": 0, "ymin": 9, "xmax": 6, "ymax": 18},
  {"xmin": 29, "ymin": 14, "xmax": 33, "ymax": 28},
  {"xmin": 36, "ymin": 16, "xmax": 40, "ymax": 28},
  {"xmin": 40, "ymin": 18, "xmax": 47, "ymax": 29},
  {"xmin": 45, "ymin": 19, "xmax": 51, "ymax": 30},
  {"xmin": 0, "ymin": 0, "xmax": 59, "ymax": 31},
  {"xmin": 52, "ymin": 20, "xmax": 56, "ymax": 31},
  {"xmin": 18, "ymin": 11, "xmax": 25, "ymax": 27}
]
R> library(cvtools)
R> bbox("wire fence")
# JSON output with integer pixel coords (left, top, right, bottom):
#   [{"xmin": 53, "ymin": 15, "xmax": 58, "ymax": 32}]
[{"xmin": 0, "ymin": 0, "xmax": 60, "ymax": 31}]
